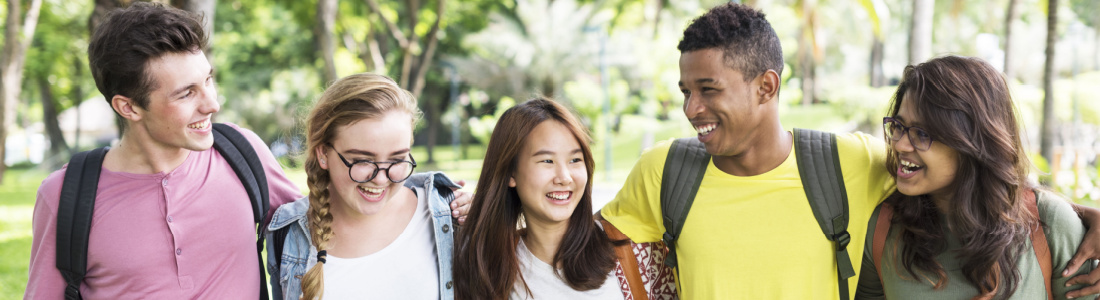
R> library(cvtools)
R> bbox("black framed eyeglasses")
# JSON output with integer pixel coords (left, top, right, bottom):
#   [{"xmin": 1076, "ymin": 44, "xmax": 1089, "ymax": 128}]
[
  {"xmin": 883, "ymin": 117, "xmax": 933, "ymax": 151},
  {"xmin": 332, "ymin": 150, "xmax": 417, "ymax": 183}
]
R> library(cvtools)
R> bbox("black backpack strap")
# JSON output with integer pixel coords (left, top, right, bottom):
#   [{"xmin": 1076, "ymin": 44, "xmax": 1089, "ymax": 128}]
[
  {"xmin": 793, "ymin": 128, "xmax": 854, "ymax": 300},
  {"xmin": 272, "ymin": 225, "xmax": 291, "ymax": 271},
  {"xmin": 659, "ymin": 137, "xmax": 710, "ymax": 269},
  {"xmin": 55, "ymin": 146, "xmax": 109, "ymax": 300},
  {"xmin": 211, "ymin": 123, "xmax": 270, "ymax": 300}
]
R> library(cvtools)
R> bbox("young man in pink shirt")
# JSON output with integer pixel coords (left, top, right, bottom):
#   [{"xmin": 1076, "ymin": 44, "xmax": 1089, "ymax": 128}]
[{"xmin": 24, "ymin": 3, "xmax": 302, "ymax": 299}]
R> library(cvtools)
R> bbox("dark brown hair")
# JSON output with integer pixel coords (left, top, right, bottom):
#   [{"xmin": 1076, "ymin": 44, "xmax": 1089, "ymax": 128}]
[
  {"xmin": 677, "ymin": 3, "xmax": 784, "ymax": 82},
  {"xmin": 453, "ymin": 98, "xmax": 616, "ymax": 300},
  {"xmin": 885, "ymin": 56, "xmax": 1033, "ymax": 298},
  {"xmin": 88, "ymin": 2, "xmax": 206, "ymax": 111}
]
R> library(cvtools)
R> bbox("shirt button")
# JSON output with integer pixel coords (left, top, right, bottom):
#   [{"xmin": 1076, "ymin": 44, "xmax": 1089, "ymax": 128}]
[
  {"xmin": 442, "ymin": 224, "xmax": 450, "ymax": 233},
  {"xmin": 446, "ymin": 281, "xmax": 453, "ymax": 289},
  {"xmin": 162, "ymin": 179, "xmax": 168, "ymax": 186},
  {"xmin": 176, "ymin": 248, "xmax": 182, "ymax": 255},
  {"xmin": 167, "ymin": 216, "xmax": 173, "ymax": 223}
]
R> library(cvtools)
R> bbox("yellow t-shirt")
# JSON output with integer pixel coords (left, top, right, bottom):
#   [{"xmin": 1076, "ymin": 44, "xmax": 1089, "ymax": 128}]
[{"xmin": 601, "ymin": 132, "xmax": 896, "ymax": 299}]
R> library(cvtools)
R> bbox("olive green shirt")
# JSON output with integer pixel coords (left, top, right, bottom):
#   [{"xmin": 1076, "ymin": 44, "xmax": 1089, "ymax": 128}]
[{"xmin": 855, "ymin": 191, "xmax": 1097, "ymax": 300}]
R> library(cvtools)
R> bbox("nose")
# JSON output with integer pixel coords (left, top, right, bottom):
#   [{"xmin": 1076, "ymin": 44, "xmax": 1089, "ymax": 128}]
[
  {"xmin": 683, "ymin": 93, "xmax": 704, "ymax": 119},
  {"xmin": 200, "ymin": 84, "xmax": 220, "ymax": 114},
  {"xmin": 371, "ymin": 167, "xmax": 391, "ymax": 185},
  {"xmin": 892, "ymin": 130, "xmax": 915, "ymax": 153},
  {"xmin": 553, "ymin": 163, "xmax": 573, "ymax": 186}
]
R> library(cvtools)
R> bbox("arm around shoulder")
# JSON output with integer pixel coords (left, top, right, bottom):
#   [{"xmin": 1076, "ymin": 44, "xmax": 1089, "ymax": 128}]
[{"xmin": 1039, "ymin": 191, "xmax": 1098, "ymax": 299}]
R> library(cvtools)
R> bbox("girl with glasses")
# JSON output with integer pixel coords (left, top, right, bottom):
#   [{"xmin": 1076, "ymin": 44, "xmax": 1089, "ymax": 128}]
[
  {"xmin": 855, "ymin": 56, "xmax": 1096, "ymax": 299},
  {"xmin": 265, "ymin": 73, "xmax": 469, "ymax": 300},
  {"xmin": 453, "ymin": 98, "xmax": 675, "ymax": 300}
]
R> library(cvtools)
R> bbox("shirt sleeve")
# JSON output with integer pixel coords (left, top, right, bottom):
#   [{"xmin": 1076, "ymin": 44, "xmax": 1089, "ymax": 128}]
[
  {"xmin": 837, "ymin": 132, "xmax": 895, "ymax": 207},
  {"xmin": 1040, "ymin": 191, "xmax": 1098, "ymax": 300},
  {"xmin": 25, "ymin": 169, "xmax": 69, "ymax": 299},
  {"xmin": 225, "ymin": 123, "xmax": 304, "ymax": 226},
  {"xmin": 599, "ymin": 140, "xmax": 673, "ymax": 244}
]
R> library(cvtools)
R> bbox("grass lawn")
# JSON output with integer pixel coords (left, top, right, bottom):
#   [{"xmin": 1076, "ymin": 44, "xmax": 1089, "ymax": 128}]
[{"xmin": 0, "ymin": 168, "xmax": 47, "ymax": 299}]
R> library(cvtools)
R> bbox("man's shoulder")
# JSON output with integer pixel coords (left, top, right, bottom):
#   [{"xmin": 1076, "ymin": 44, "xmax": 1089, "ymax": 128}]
[{"xmin": 34, "ymin": 166, "xmax": 72, "ymax": 211}]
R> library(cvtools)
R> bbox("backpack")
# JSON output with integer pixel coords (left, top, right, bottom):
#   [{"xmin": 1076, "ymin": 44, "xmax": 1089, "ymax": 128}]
[
  {"xmin": 54, "ymin": 123, "xmax": 270, "ymax": 300},
  {"xmin": 659, "ymin": 128, "xmax": 855, "ymax": 300},
  {"xmin": 870, "ymin": 189, "xmax": 1052, "ymax": 299}
]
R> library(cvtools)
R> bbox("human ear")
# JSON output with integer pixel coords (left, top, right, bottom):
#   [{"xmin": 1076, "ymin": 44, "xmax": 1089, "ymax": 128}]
[
  {"xmin": 509, "ymin": 176, "xmax": 517, "ymax": 188},
  {"xmin": 111, "ymin": 95, "xmax": 142, "ymax": 122},
  {"xmin": 756, "ymin": 69, "xmax": 780, "ymax": 104},
  {"xmin": 316, "ymin": 146, "xmax": 329, "ymax": 170}
]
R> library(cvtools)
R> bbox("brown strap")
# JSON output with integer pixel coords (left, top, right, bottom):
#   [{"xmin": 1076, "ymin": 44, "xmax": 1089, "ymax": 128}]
[
  {"xmin": 601, "ymin": 219, "xmax": 648, "ymax": 300},
  {"xmin": 873, "ymin": 203, "xmax": 894, "ymax": 279},
  {"xmin": 1024, "ymin": 190, "xmax": 1053, "ymax": 300}
]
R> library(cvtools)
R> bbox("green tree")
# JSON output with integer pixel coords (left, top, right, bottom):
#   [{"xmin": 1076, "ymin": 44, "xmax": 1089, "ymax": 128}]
[{"xmin": 1, "ymin": 0, "xmax": 43, "ymax": 183}]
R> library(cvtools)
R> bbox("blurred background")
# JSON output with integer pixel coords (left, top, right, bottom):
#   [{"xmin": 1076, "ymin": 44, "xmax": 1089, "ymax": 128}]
[{"xmin": 0, "ymin": 0, "xmax": 1098, "ymax": 296}]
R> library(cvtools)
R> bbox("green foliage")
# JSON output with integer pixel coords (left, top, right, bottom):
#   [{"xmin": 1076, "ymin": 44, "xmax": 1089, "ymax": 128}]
[
  {"xmin": 214, "ymin": 0, "xmax": 320, "ymax": 143},
  {"xmin": 23, "ymin": 0, "xmax": 93, "ymax": 115}
]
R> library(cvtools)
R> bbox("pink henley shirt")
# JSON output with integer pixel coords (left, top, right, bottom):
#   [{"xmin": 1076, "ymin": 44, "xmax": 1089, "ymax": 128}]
[{"xmin": 26, "ymin": 123, "xmax": 301, "ymax": 299}]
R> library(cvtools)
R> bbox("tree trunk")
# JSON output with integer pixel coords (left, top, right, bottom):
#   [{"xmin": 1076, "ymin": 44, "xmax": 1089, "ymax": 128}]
[
  {"xmin": 797, "ymin": 0, "xmax": 817, "ymax": 105},
  {"xmin": 908, "ymin": 0, "xmax": 935, "ymax": 65},
  {"xmin": 1040, "ymin": 0, "xmax": 1059, "ymax": 182},
  {"xmin": 39, "ymin": 77, "xmax": 68, "ymax": 166},
  {"xmin": 172, "ymin": 0, "xmax": 215, "ymax": 60},
  {"xmin": 408, "ymin": 0, "xmax": 446, "ymax": 99},
  {"xmin": 316, "ymin": 0, "xmax": 338, "ymax": 84},
  {"xmin": 1, "ymin": 0, "xmax": 44, "ymax": 182},
  {"xmin": 870, "ymin": 38, "xmax": 885, "ymax": 87},
  {"xmin": 1003, "ymin": 0, "xmax": 1019, "ymax": 79}
]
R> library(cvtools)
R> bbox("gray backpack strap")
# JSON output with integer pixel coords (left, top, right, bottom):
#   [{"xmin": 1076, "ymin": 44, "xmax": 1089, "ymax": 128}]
[
  {"xmin": 793, "ymin": 128, "xmax": 854, "ymax": 300},
  {"xmin": 659, "ymin": 137, "xmax": 710, "ymax": 269}
]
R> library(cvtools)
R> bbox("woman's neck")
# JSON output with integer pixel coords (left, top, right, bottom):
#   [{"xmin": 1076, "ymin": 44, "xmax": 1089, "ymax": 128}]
[{"xmin": 522, "ymin": 218, "xmax": 569, "ymax": 266}]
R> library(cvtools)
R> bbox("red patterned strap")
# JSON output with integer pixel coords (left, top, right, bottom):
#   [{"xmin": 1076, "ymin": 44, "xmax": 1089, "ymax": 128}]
[
  {"xmin": 872, "ymin": 203, "xmax": 894, "ymax": 279},
  {"xmin": 1024, "ymin": 190, "xmax": 1053, "ymax": 300},
  {"xmin": 601, "ymin": 219, "xmax": 648, "ymax": 300}
]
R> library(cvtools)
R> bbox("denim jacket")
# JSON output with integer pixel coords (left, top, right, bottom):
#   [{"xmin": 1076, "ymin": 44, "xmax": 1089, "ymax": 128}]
[{"xmin": 265, "ymin": 172, "xmax": 461, "ymax": 300}]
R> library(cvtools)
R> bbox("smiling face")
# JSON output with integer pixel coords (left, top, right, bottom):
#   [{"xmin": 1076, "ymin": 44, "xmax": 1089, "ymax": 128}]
[
  {"xmin": 132, "ymin": 50, "xmax": 219, "ymax": 151},
  {"xmin": 319, "ymin": 110, "xmax": 415, "ymax": 217},
  {"xmin": 509, "ymin": 120, "xmax": 588, "ymax": 227},
  {"xmin": 679, "ymin": 48, "xmax": 764, "ymax": 157},
  {"xmin": 891, "ymin": 97, "xmax": 959, "ymax": 202}
]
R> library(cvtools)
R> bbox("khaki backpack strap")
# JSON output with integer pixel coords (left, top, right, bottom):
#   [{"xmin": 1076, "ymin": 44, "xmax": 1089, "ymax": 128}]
[
  {"xmin": 602, "ymin": 219, "xmax": 648, "ymax": 300},
  {"xmin": 1024, "ymin": 190, "xmax": 1053, "ymax": 300},
  {"xmin": 873, "ymin": 203, "xmax": 894, "ymax": 279}
]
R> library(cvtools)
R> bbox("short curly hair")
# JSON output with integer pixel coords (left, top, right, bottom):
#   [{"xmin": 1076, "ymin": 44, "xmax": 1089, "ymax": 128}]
[{"xmin": 678, "ymin": 3, "xmax": 783, "ymax": 82}]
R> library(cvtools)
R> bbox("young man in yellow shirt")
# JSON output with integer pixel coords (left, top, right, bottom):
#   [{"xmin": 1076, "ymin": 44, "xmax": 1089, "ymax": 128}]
[{"xmin": 599, "ymin": 3, "xmax": 1100, "ymax": 299}]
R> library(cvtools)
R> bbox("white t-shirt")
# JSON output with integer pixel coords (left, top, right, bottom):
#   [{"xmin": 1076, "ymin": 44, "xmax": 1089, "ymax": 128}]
[
  {"xmin": 322, "ymin": 187, "xmax": 439, "ymax": 300},
  {"xmin": 509, "ymin": 238, "xmax": 624, "ymax": 300}
]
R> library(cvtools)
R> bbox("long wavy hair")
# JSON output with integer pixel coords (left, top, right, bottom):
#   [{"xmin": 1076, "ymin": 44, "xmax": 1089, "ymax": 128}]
[
  {"xmin": 298, "ymin": 73, "xmax": 421, "ymax": 300},
  {"xmin": 453, "ymin": 98, "xmax": 617, "ymax": 300},
  {"xmin": 885, "ymin": 56, "xmax": 1033, "ymax": 299}
]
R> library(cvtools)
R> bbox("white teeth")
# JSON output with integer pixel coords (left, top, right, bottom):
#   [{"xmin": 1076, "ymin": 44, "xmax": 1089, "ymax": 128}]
[
  {"xmin": 359, "ymin": 186, "xmax": 384, "ymax": 194},
  {"xmin": 901, "ymin": 160, "xmax": 922, "ymax": 168},
  {"xmin": 546, "ymin": 192, "xmax": 570, "ymax": 200},
  {"xmin": 695, "ymin": 124, "xmax": 716, "ymax": 135},
  {"xmin": 188, "ymin": 120, "xmax": 210, "ymax": 129}
]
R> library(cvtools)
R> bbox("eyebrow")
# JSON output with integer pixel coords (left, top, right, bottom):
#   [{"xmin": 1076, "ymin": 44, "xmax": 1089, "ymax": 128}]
[
  {"xmin": 893, "ymin": 115, "xmax": 923, "ymax": 126},
  {"xmin": 678, "ymin": 78, "xmax": 717, "ymax": 87},
  {"xmin": 168, "ymin": 68, "xmax": 214, "ymax": 97},
  {"xmin": 532, "ymin": 149, "xmax": 583, "ymax": 157},
  {"xmin": 343, "ymin": 148, "xmax": 410, "ymax": 157}
]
